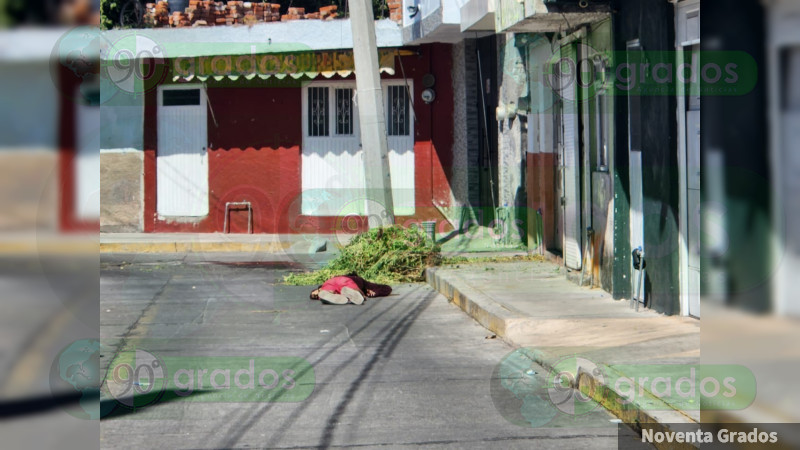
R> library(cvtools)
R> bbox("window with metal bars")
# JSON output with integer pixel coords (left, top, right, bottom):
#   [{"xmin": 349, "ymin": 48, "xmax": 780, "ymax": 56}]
[
  {"xmin": 387, "ymin": 85, "xmax": 409, "ymax": 136},
  {"xmin": 308, "ymin": 87, "xmax": 329, "ymax": 136},
  {"xmin": 335, "ymin": 88, "xmax": 353, "ymax": 135}
]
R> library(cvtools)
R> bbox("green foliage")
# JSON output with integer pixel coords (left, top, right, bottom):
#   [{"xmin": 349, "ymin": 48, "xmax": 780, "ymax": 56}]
[
  {"xmin": 284, "ymin": 225, "xmax": 441, "ymax": 286},
  {"xmin": 440, "ymin": 254, "xmax": 544, "ymax": 265},
  {"xmin": 100, "ymin": 0, "xmax": 119, "ymax": 29},
  {"xmin": 1, "ymin": 0, "xmax": 49, "ymax": 26}
]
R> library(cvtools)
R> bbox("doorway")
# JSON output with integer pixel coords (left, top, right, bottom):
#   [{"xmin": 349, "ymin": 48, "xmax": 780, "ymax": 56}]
[
  {"xmin": 156, "ymin": 85, "xmax": 209, "ymax": 217},
  {"xmin": 676, "ymin": 0, "xmax": 701, "ymax": 317},
  {"xmin": 558, "ymin": 42, "xmax": 583, "ymax": 270},
  {"xmin": 476, "ymin": 35, "xmax": 498, "ymax": 225},
  {"xmin": 626, "ymin": 39, "xmax": 645, "ymax": 305}
]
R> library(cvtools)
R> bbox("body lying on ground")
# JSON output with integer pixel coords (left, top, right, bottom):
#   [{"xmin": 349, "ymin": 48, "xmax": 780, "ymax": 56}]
[{"xmin": 309, "ymin": 273, "xmax": 392, "ymax": 305}]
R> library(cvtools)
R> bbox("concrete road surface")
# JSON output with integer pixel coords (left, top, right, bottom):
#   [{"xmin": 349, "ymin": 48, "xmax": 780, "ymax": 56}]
[{"xmin": 99, "ymin": 254, "xmax": 636, "ymax": 449}]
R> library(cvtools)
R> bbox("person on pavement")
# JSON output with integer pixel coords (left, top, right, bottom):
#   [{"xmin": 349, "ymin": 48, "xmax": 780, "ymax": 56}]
[{"xmin": 309, "ymin": 273, "xmax": 392, "ymax": 305}]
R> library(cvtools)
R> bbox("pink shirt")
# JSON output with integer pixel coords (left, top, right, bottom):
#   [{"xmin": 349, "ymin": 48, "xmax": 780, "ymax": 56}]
[{"xmin": 320, "ymin": 276, "xmax": 360, "ymax": 294}]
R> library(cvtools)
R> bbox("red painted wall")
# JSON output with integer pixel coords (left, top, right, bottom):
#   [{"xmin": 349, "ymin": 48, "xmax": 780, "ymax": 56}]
[
  {"xmin": 143, "ymin": 44, "xmax": 455, "ymax": 234},
  {"xmin": 526, "ymin": 152, "xmax": 556, "ymax": 250}
]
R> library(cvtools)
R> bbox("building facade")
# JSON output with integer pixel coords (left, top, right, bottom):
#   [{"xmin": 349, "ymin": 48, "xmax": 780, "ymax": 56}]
[
  {"xmin": 99, "ymin": 19, "xmax": 460, "ymax": 235},
  {"xmin": 444, "ymin": 0, "xmax": 706, "ymax": 316}
]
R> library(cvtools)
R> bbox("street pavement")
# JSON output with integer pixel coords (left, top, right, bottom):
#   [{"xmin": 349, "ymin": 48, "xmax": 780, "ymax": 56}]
[
  {"xmin": 0, "ymin": 255, "xmax": 99, "ymax": 450},
  {"xmin": 99, "ymin": 253, "xmax": 636, "ymax": 449}
]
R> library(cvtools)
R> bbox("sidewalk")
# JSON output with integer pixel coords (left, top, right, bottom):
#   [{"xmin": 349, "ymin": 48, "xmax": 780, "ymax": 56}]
[
  {"xmin": 100, "ymin": 232, "xmax": 339, "ymax": 254},
  {"xmin": 426, "ymin": 260, "xmax": 701, "ymax": 429}
]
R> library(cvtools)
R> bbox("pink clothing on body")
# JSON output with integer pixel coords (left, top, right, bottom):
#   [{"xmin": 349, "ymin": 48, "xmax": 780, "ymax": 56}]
[{"xmin": 319, "ymin": 276, "xmax": 360, "ymax": 294}]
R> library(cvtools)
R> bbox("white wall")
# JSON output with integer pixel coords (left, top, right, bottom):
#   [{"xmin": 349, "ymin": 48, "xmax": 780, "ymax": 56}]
[{"xmin": 0, "ymin": 62, "xmax": 59, "ymax": 151}]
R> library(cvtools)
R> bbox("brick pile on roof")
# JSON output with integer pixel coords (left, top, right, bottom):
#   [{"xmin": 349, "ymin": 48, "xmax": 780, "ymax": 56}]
[{"xmin": 143, "ymin": 1, "xmax": 340, "ymax": 28}]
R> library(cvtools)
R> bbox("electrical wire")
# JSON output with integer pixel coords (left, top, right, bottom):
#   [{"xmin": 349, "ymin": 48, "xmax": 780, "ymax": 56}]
[{"xmin": 476, "ymin": 48, "xmax": 497, "ymax": 215}]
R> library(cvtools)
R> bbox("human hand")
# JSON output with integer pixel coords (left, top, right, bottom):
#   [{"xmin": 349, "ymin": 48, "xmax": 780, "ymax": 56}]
[{"xmin": 367, "ymin": 289, "xmax": 376, "ymax": 297}]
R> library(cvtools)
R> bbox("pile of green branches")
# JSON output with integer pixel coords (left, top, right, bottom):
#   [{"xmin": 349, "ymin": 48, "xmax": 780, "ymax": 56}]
[
  {"xmin": 284, "ymin": 225, "xmax": 441, "ymax": 286},
  {"xmin": 440, "ymin": 253, "xmax": 544, "ymax": 265}
]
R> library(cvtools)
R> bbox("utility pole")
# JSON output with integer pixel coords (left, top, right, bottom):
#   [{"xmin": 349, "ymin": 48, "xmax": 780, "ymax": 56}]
[{"xmin": 349, "ymin": 0, "xmax": 395, "ymax": 228}]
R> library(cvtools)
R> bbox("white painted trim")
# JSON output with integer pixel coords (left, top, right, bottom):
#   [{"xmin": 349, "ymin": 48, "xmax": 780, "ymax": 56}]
[
  {"xmin": 674, "ymin": 0, "xmax": 700, "ymax": 47},
  {"xmin": 100, "ymin": 147, "xmax": 142, "ymax": 154},
  {"xmin": 675, "ymin": 48, "xmax": 690, "ymax": 317},
  {"xmin": 674, "ymin": 0, "xmax": 698, "ymax": 317},
  {"xmin": 766, "ymin": 4, "xmax": 800, "ymax": 315}
]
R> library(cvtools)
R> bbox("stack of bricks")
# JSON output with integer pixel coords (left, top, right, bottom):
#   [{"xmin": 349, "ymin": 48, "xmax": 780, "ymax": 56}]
[
  {"xmin": 185, "ymin": 0, "xmax": 207, "ymax": 26},
  {"xmin": 387, "ymin": 0, "xmax": 402, "ymax": 23},
  {"xmin": 281, "ymin": 7, "xmax": 304, "ymax": 21},
  {"xmin": 143, "ymin": 1, "xmax": 170, "ymax": 27},
  {"xmin": 143, "ymin": 1, "xmax": 338, "ymax": 27},
  {"xmin": 319, "ymin": 5, "xmax": 337, "ymax": 20},
  {"xmin": 265, "ymin": 3, "xmax": 281, "ymax": 22},
  {"xmin": 171, "ymin": 9, "xmax": 189, "ymax": 26},
  {"xmin": 213, "ymin": 2, "xmax": 226, "ymax": 25}
]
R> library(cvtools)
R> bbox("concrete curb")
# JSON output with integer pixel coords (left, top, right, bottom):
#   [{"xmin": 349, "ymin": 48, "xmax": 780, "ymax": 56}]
[
  {"xmin": 99, "ymin": 241, "xmax": 293, "ymax": 254},
  {"xmin": 426, "ymin": 267, "xmax": 698, "ymax": 447},
  {"xmin": 0, "ymin": 237, "xmax": 98, "ymax": 255}
]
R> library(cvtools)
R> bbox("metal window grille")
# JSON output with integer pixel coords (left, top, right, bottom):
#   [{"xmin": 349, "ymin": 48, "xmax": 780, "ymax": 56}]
[
  {"xmin": 335, "ymin": 88, "xmax": 353, "ymax": 135},
  {"xmin": 308, "ymin": 87, "xmax": 329, "ymax": 136},
  {"xmin": 387, "ymin": 85, "xmax": 409, "ymax": 136}
]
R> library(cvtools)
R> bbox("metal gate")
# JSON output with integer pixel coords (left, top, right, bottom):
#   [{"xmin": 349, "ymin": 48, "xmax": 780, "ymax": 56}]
[{"xmin": 560, "ymin": 43, "xmax": 582, "ymax": 270}]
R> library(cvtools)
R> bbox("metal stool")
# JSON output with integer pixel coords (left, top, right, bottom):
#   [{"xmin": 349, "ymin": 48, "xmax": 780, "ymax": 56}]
[{"xmin": 223, "ymin": 201, "xmax": 253, "ymax": 234}]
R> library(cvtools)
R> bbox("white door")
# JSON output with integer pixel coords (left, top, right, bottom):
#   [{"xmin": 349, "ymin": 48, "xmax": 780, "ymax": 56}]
[
  {"xmin": 560, "ymin": 43, "xmax": 582, "ymax": 270},
  {"xmin": 302, "ymin": 84, "xmax": 364, "ymax": 216},
  {"xmin": 676, "ymin": 1, "xmax": 701, "ymax": 317},
  {"xmin": 75, "ymin": 86, "xmax": 100, "ymax": 220},
  {"xmin": 627, "ymin": 40, "xmax": 646, "ymax": 302},
  {"xmin": 157, "ymin": 85, "xmax": 208, "ymax": 217},
  {"xmin": 629, "ymin": 151, "xmax": 645, "ymax": 294},
  {"xmin": 301, "ymin": 82, "xmax": 415, "ymax": 217},
  {"xmin": 776, "ymin": 47, "xmax": 800, "ymax": 316},
  {"xmin": 384, "ymin": 84, "xmax": 416, "ymax": 216},
  {"xmin": 687, "ymin": 109, "xmax": 701, "ymax": 317}
]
